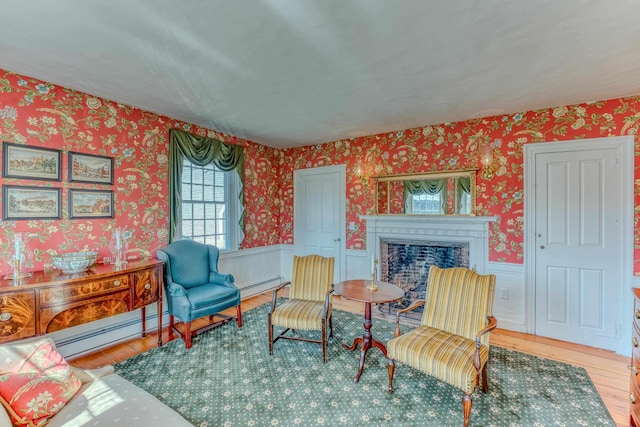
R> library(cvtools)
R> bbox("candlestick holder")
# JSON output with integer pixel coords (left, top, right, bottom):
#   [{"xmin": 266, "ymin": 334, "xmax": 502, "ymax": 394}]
[
  {"xmin": 366, "ymin": 273, "xmax": 378, "ymax": 291},
  {"xmin": 108, "ymin": 227, "xmax": 129, "ymax": 268},
  {"xmin": 4, "ymin": 232, "xmax": 33, "ymax": 280},
  {"xmin": 367, "ymin": 258, "xmax": 378, "ymax": 291}
]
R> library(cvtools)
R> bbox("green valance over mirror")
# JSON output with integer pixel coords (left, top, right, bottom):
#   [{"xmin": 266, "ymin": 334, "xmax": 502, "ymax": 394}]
[
  {"xmin": 168, "ymin": 129, "xmax": 245, "ymax": 243},
  {"xmin": 375, "ymin": 169, "xmax": 477, "ymax": 215}
]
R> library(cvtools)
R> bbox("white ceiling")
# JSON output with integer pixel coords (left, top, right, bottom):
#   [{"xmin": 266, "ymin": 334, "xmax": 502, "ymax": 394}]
[{"xmin": 1, "ymin": 1, "xmax": 640, "ymax": 149}]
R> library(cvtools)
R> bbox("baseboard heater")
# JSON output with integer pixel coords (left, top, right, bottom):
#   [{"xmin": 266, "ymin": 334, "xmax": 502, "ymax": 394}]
[{"xmin": 240, "ymin": 276, "xmax": 283, "ymax": 292}]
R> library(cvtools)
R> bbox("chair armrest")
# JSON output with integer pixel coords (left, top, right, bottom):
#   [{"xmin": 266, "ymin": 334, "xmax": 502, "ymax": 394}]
[
  {"xmin": 322, "ymin": 287, "xmax": 334, "ymax": 319},
  {"xmin": 166, "ymin": 281, "xmax": 187, "ymax": 297},
  {"xmin": 269, "ymin": 281, "xmax": 291, "ymax": 313},
  {"xmin": 473, "ymin": 316, "xmax": 498, "ymax": 371},
  {"xmin": 394, "ymin": 299, "xmax": 425, "ymax": 337},
  {"xmin": 476, "ymin": 316, "xmax": 497, "ymax": 342},
  {"xmin": 210, "ymin": 271, "xmax": 235, "ymax": 286}
]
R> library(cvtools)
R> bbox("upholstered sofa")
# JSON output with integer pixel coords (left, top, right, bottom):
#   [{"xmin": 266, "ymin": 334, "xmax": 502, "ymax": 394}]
[{"xmin": 0, "ymin": 337, "xmax": 192, "ymax": 427}]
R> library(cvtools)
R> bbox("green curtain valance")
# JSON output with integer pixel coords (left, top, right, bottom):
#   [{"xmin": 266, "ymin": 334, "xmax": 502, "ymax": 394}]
[
  {"xmin": 168, "ymin": 129, "xmax": 245, "ymax": 243},
  {"xmin": 404, "ymin": 179, "xmax": 447, "ymax": 213}
]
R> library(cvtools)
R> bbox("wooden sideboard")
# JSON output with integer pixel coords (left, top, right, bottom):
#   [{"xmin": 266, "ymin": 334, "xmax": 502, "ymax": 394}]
[{"xmin": 0, "ymin": 258, "xmax": 163, "ymax": 347}]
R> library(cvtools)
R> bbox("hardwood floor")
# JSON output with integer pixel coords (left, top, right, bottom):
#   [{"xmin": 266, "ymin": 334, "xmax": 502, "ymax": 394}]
[{"xmin": 70, "ymin": 292, "xmax": 630, "ymax": 427}]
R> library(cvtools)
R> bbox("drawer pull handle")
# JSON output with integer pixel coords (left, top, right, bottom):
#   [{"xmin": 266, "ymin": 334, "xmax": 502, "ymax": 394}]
[
  {"xmin": 629, "ymin": 365, "xmax": 639, "ymax": 375},
  {"xmin": 634, "ymin": 337, "xmax": 638, "ymax": 347},
  {"xmin": 0, "ymin": 312, "xmax": 12, "ymax": 322},
  {"xmin": 632, "ymin": 392, "xmax": 636, "ymax": 403},
  {"xmin": 114, "ymin": 280, "xmax": 121, "ymax": 287},
  {"xmin": 144, "ymin": 283, "xmax": 151, "ymax": 290}
]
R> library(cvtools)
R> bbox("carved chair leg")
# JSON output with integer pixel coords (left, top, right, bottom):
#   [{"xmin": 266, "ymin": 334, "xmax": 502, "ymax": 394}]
[
  {"xmin": 184, "ymin": 321, "xmax": 192, "ymax": 349},
  {"xmin": 462, "ymin": 394, "xmax": 472, "ymax": 427},
  {"xmin": 268, "ymin": 313, "xmax": 274, "ymax": 355},
  {"xmin": 236, "ymin": 305, "xmax": 243, "ymax": 328},
  {"xmin": 387, "ymin": 359, "xmax": 395, "ymax": 394},
  {"xmin": 322, "ymin": 318, "xmax": 327, "ymax": 363},
  {"xmin": 169, "ymin": 315, "xmax": 175, "ymax": 341},
  {"xmin": 481, "ymin": 362, "xmax": 489, "ymax": 393}
]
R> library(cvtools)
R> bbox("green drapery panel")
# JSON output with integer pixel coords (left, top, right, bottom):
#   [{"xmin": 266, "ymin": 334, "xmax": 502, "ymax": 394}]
[
  {"xmin": 168, "ymin": 129, "xmax": 245, "ymax": 244},
  {"xmin": 404, "ymin": 179, "xmax": 447, "ymax": 213},
  {"xmin": 456, "ymin": 176, "xmax": 471, "ymax": 214}
]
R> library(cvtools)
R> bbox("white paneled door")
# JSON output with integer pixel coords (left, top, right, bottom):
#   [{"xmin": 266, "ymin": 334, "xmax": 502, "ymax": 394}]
[
  {"xmin": 533, "ymin": 146, "xmax": 621, "ymax": 350},
  {"xmin": 294, "ymin": 165, "xmax": 346, "ymax": 283}
]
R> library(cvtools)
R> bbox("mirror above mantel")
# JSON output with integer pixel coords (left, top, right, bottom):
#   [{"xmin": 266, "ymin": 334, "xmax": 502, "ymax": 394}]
[{"xmin": 374, "ymin": 169, "xmax": 477, "ymax": 216}]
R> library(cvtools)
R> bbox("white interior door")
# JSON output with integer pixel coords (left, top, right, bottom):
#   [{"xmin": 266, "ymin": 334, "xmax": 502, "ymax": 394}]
[
  {"xmin": 294, "ymin": 165, "xmax": 346, "ymax": 283},
  {"xmin": 533, "ymin": 146, "xmax": 621, "ymax": 350}
]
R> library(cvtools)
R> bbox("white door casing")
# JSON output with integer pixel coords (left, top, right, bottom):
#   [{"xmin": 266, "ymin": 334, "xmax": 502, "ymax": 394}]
[
  {"xmin": 293, "ymin": 164, "xmax": 346, "ymax": 283},
  {"xmin": 524, "ymin": 136, "xmax": 633, "ymax": 354}
]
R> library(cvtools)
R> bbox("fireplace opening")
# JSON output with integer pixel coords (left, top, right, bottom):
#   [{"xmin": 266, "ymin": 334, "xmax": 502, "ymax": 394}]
[{"xmin": 376, "ymin": 238, "xmax": 470, "ymax": 324}]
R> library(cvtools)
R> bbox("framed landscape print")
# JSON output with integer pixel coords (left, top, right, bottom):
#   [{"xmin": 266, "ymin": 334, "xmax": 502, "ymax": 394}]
[
  {"xmin": 68, "ymin": 151, "xmax": 114, "ymax": 184},
  {"xmin": 69, "ymin": 189, "xmax": 114, "ymax": 219},
  {"xmin": 2, "ymin": 185, "xmax": 62, "ymax": 220},
  {"xmin": 2, "ymin": 142, "xmax": 62, "ymax": 181}
]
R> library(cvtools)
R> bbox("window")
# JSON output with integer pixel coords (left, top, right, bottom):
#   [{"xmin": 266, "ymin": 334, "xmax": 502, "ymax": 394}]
[
  {"xmin": 179, "ymin": 159, "xmax": 240, "ymax": 250},
  {"xmin": 410, "ymin": 192, "xmax": 442, "ymax": 215}
]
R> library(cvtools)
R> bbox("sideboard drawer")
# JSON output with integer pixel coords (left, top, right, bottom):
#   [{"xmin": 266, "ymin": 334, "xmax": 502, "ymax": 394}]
[
  {"xmin": 40, "ymin": 290, "xmax": 131, "ymax": 333},
  {"xmin": 40, "ymin": 275, "xmax": 130, "ymax": 306},
  {"xmin": 132, "ymin": 266, "xmax": 161, "ymax": 309},
  {"xmin": 0, "ymin": 291, "xmax": 36, "ymax": 341}
]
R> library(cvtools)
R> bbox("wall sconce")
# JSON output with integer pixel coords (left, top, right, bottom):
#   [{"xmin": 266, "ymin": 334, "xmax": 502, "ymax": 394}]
[
  {"xmin": 480, "ymin": 139, "xmax": 499, "ymax": 180},
  {"xmin": 355, "ymin": 159, "xmax": 369, "ymax": 187}
]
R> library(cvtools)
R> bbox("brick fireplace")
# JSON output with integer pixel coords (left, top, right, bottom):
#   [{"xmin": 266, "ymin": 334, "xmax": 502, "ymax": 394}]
[{"xmin": 361, "ymin": 215, "xmax": 496, "ymax": 324}]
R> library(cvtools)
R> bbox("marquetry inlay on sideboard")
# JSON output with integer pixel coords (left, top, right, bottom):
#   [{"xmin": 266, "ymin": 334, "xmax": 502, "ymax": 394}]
[{"xmin": 0, "ymin": 259, "xmax": 163, "ymax": 346}]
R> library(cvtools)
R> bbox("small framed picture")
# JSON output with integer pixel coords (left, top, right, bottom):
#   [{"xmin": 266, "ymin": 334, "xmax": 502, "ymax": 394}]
[
  {"xmin": 2, "ymin": 185, "xmax": 62, "ymax": 220},
  {"xmin": 68, "ymin": 151, "xmax": 114, "ymax": 184},
  {"xmin": 2, "ymin": 142, "xmax": 62, "ymax": 181},
  {"xmin": 69, "ymin": 189, "xmax": 114, "ymax": 219}
]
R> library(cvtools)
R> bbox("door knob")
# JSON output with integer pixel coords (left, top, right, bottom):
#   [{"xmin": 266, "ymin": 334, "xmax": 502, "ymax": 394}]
[
  {"xmin": 334, "ymin": 238, "xmax": 341, "ymax": 242},
  {"xmin": 539, "ymin": 245, "xmax": 545, "ymax": 250}
]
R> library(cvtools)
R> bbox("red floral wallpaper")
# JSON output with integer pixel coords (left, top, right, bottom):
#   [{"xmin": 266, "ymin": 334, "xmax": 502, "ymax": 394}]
[
  {"xmin": 0, "ymin": 69, "xmax": 281, "ymax": 275},
  {"xmin": 279, "ymin": 97, "xmax": 640, "ymax": 271},
  {"xmin": 2, "ymin": 68, "xmax": 640, "ymax": 275}
]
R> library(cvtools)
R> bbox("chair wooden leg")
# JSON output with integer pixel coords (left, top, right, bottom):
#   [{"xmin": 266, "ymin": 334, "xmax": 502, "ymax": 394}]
[
  {"xmin": 387, "ymin": 359, "xmax": 395, "ymax": 394},
  {"xmin": 268, "ymin": 313, "xmax": 274, "ymax": 355},
  {"xmin": 329, "ymin": 313, "xmax": 333, "ymax": 338},
  {"xmin": 462, "ymin": 394, "xmax": 472, "ymax": 427},
  {"xmin": 184, "ymin": 321, "xmax": 192, "ymax": 349},
  {"xmin": 169, "ymin": 315, "xmax": 175, "ymax": 340},
  {"xmin": 236, "ymin": 305, "xmax": 243, "ymax": 328},
  {"xmin": 322, "ymin": 318, "xmax": 327, "ymax": 363},
  {"xmin": 481, "ymin": 362, "xmax": 489, "ymax": 393}
]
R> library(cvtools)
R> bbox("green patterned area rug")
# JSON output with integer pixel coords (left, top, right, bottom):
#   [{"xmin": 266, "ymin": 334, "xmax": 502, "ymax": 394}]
[{"xmin": 115, "ymin": 303, "xmax": 614, "ymax": 426}]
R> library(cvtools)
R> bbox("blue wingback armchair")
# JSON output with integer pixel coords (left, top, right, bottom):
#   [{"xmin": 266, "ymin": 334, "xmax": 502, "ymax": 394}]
[{"xmin": 156, "ymin": 240, "xmax": 242, "ymax": 349}]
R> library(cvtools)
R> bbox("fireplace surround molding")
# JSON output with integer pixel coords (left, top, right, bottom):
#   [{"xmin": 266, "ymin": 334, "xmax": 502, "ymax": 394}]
[{"xmin": 361, "ymin": 215, "xmax": 497, "ymax": 275}]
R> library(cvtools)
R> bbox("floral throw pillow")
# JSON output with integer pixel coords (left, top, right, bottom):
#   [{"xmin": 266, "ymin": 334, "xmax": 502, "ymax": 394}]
[{"xmin": 0, "ymin": 340, "xmax": 82, "ymax": 426}]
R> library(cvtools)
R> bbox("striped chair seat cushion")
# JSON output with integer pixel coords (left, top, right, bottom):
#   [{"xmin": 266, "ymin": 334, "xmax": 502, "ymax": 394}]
[
  {"xmin": 387, "ymin": 325, "xmax": 489, "ymax": 393},
  {"xmin": 271, "ymin": 299, "xmax": 331, "ymax": 330}
]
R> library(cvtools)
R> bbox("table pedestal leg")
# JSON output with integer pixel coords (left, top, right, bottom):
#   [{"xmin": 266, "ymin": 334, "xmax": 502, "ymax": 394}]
[{"xmin": 343, "ymin": 302, "xmax": 388, "ymax": 383}]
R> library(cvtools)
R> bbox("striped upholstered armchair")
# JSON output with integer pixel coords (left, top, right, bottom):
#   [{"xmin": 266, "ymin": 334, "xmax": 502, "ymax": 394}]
[
  {"xmin": 387, "ymin": 266, "xmax": 497, "ymax": 427},
  {"xmin": 268, "ymin": 255, "xmax": 335, "ymax": 363}
]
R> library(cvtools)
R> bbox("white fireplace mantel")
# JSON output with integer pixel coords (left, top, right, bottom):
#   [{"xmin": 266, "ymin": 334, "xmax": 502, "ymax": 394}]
[{"xmin": 360, "ymin": 215, "xmax": 497, "ymax": 274}]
